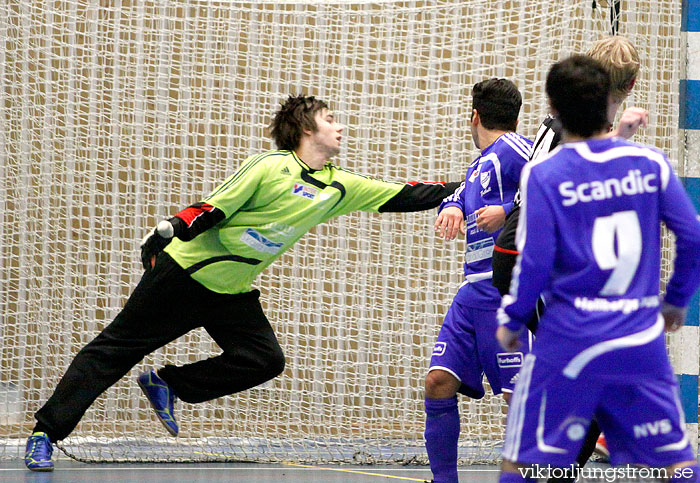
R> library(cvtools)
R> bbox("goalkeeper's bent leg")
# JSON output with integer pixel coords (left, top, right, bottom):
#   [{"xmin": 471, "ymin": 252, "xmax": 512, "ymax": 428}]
[
  {"xmin": 158, "ymin": 289, "xmax": 285, "ymax": 403},
  {"xmin": 34, "ymin": 253, "xmax": 210, "ymax": 441}
]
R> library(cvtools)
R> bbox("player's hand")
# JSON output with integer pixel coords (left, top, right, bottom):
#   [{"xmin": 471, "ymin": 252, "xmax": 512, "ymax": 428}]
[
  {"xmin": 140, "ymin": 220, "xmax": 175, "ymax": 271},
  {"xmin": 661, "ymin": 302, "xmax": 687, "ymax": 333},
  {"xmin": 434, "ymin": 206, "xmax": 465, "ymax": 240},
  {"xmin": 475, "ymin": 205, "xmax": 506, "ymax": 233},
  {"xmin": 496, "ymin": 325, "xmax": 522, "ymax": 352},
  {"xmin": 611, "ymin": 107, "xmax": 648, "ymax": 139}
]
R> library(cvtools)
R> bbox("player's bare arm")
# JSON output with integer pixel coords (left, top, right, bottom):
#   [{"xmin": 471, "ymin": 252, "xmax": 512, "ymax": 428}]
[
  {"xmin": 661, "ymin": 302, "xmax": 688, "ymax": 333},
  {"xmin": 475, "ymin": 205, "xmax": 506, "ymax": 233},
  {"xmin": 609, "ymin": 106, "xmax": 648, "ymax": 139},
  {"xmin": 496, "ymin": 325, "xmax": 521, "ymax": 352},
  {"xmin": 434, "ymin": 206, "xmax": 465, "ymax": 240}
]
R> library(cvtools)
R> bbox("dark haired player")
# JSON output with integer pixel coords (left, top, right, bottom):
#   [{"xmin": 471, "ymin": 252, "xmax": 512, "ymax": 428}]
[
  {"xmin": 497, "ymin": 55, "xmax": 700, "ymax": 483},
  {"xmin": 424, "ymin": 78, "xmax": 532, "ymax": 483},
  {"xmin": 24, "ymin": 95, "xmax": 460, "ymax": 472}
]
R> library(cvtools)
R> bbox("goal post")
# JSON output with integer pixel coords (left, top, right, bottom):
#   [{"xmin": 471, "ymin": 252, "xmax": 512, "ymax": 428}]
[
  {"xmin": 678, "ymin": 0, "xmax": 700, "ymax": 451},
  {"xmin": 0, "ymin": 0, "xmax": 689, "ymax": 463}
]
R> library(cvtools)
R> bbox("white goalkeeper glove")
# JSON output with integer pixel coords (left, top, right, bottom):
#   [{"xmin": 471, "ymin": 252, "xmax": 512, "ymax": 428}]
[{"xmin": 140, "ymin": 220, "xmax": 175, "ymax": 271}]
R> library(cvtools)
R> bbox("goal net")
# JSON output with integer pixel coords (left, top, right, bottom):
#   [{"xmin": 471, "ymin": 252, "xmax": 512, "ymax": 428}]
[{"xmin": 0, "ymin": 0, "xmax": 685, "ymax": 464}]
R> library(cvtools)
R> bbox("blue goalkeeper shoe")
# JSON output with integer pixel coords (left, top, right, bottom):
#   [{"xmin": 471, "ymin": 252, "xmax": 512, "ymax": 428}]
[
  {"xmin": 25, "ymin": 432, "xmax": 53, "ymax": 472},
  {"xmin": 137, "ymin": 370, "xmax": 179, "ymax": 436}
]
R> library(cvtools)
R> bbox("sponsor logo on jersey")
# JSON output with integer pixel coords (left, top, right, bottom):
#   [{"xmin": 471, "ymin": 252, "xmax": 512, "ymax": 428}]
[
  {"xmin": 465, "ymin": 238, "xmax": 494, "ymax": 263},
  {"xmin": 240, "ymin": 228, "xmax": 284, "ymax": 254},
  {"xmin": 280, "ymin": 166, "xmax": 291, "ymax": 176},
  {"xmin": 574, "ymin": 295, "xmax": 659, "ymax": 314},
  {"xmin": 432, "ymin": 342, "xmax": 447, "ymax": 356},
  {"xmin": 497, "ymin": 352, "xmax": 523, "ymax": 368},
  {"xmin": 633, "ymin": 419, "xmax": 672, "ymax": 439},
  {"xmin": 292, "ymin": 183, "xmax": 318, "ymax": 200},
  {"xmin": 558, "ymin": 169, "xmax": 657, "ymax": 207}
]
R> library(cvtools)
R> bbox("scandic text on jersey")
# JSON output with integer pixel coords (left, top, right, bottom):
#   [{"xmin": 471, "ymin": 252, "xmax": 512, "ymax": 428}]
[{"xmin": 558, "ymin": 169, "xmax": 657, "ymax": 206}]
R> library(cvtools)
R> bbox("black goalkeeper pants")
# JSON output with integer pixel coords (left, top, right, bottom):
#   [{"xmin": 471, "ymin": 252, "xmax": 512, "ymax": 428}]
[{"xmin": 34, "ymin": 252, "xmax": 285, "ymax": 442}]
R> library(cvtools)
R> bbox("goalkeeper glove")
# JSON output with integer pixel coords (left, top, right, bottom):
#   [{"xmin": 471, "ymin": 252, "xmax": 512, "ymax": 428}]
[{"xmin": 140, "ymin": 220, "xmax": 175, "ymax": 270}]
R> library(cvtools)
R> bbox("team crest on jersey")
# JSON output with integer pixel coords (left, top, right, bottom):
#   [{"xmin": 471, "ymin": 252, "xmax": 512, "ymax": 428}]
[
  {"xmin": 291, "ymin": 183, "xmax": 317, "ymax": 200},
  {"xmin": 480, "ymin": 170, "xmax": 491, "ymax": 190}
]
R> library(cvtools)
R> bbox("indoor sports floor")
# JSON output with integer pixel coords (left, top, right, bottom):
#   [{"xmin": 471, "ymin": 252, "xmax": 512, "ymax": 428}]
[
  {"xmin": 10, "ymin": 459, "xmax": 700, "ymax": 481},
  {"xmin": 2, "ymin": 460, "xmax": 640, "ymax": 482},
  {"xmin": 8, "ymin": 460, "xmax": 494, "ymax": 482}
]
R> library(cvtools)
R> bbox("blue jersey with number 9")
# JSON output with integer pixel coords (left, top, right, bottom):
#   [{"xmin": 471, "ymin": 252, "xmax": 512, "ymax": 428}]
[{"xmin": 499, "ymin": 137, "xmax": 700, "ymax": 370}]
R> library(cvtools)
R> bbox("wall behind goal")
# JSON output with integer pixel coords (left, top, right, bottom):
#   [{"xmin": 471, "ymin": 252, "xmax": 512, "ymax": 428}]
[{"xmin": 0, "ymin": 0, "xmax": 685, "ymax": 463}]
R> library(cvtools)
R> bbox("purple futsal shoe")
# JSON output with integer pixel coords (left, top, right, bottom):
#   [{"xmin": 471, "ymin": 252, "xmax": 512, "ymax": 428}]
[
  {"xmin": 137, "ymin": 370, "xmax": 179, "ymax": 436},
  {"xmin": 25, "ymin": 432, "xmax": 53, "ymax": 472}
]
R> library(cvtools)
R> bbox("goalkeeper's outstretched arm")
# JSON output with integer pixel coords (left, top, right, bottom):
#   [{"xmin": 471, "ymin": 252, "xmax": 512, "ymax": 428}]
[{"xmin": 377, "ymin": 181, "xmax": 461, "ymax": 212}]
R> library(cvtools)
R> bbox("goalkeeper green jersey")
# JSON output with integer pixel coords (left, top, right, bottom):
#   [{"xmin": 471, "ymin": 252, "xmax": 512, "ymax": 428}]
[{"xmin": 165, "ymin": 150, "xmax": 411, "ymax": 294}]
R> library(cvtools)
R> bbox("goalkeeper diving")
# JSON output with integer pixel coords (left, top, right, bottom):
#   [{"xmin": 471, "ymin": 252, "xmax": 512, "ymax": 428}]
[{"xmin": 24, "ymin": 95, "xmax": 460, "ymax": 472}]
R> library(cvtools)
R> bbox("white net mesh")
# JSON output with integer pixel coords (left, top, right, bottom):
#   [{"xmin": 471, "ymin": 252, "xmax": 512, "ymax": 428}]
[{"xmin": 0, "ymin": 0, "xmax": 684, "ymax": 463}]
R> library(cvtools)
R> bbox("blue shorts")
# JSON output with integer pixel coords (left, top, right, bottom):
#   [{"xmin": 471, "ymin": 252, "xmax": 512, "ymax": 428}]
[
  {"xmin": 503, "ymin": 352, "xmax": 694, "ymax": 468},
  {"xmin": 429, "ymin": 284, "xmax": 532, "ymax": 398}
]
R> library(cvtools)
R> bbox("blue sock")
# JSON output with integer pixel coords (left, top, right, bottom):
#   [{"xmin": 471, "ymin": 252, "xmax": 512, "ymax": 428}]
[
  {"xmin": 669, "ymin": 464, "xmax": 700, "ymax": 482},
  {"xmin": 499, "ymin": 472, "xmax": 535, "ymax": 483},
  {"xmin": 424, "ymin": 396, "xmax": 459, "ymax": 483}
]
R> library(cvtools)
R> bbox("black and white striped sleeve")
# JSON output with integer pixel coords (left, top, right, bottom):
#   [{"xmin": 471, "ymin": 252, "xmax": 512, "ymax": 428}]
[{"xmin": 529, "ymin": 115, "xmax": 563, "ymax": 162}]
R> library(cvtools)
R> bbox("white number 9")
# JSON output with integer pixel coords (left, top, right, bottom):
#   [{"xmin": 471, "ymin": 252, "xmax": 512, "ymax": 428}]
[{"xmin": 592, "ymin": 210, "xmax": 642, "ymax": 296}]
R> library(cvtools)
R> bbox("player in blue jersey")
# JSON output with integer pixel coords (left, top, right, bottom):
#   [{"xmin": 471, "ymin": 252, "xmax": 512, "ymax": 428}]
[
  {"xmin": 424, "ymin": 78, "xmax": 532, "ymax": 483},
  {"xmin": 497, "ymin": 55, "xmax": 700, "ymax": 483},
  {"xmin": 491, "ymin": 37, "xmax": 646, "ymax": 477}
]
